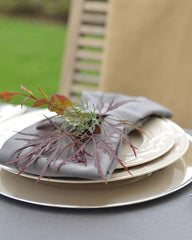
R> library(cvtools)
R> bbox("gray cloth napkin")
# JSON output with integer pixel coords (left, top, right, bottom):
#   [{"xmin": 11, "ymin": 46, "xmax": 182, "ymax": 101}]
[{"xmin": 0, "ymin": 92, "xmax": 172, "ymax": 180}]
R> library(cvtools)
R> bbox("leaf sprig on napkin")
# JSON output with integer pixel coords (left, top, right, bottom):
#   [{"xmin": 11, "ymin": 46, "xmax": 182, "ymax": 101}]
[{"xmin": 0, "ymin": 86, "xmax": 141, "ymax": 183}]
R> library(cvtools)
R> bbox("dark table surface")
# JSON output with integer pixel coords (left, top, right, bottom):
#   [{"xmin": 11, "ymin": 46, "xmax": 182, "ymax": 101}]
[{"xmin": 1, "ymin": 182, "xmax": 192, "ymax": 240}]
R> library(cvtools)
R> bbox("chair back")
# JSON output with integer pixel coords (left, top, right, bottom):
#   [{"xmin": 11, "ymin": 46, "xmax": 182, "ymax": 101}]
[{"xmin": 59, "ymin": 0, "xmax": 110, "ymax": 102}]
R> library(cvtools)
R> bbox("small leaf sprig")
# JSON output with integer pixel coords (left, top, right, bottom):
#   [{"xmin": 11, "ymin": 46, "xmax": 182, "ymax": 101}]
[
  {"xmin": 0, "ymin": 85, "xmax": 73, "ymax": 115},
  {"xmin": 0, "ymin": 86, "xmax": 143, "ymax": 183}
]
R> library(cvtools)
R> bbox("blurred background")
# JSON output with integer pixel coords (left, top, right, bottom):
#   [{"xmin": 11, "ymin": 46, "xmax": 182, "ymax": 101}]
[{"xmin": 0, "ymin": 0, "xmax": 70, "ymax": 103}]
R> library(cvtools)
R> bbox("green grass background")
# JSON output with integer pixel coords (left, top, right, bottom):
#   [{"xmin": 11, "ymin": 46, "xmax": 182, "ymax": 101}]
[{"xmin": 0, "ymin": 15, "xmax": 67, "ymax": 104}]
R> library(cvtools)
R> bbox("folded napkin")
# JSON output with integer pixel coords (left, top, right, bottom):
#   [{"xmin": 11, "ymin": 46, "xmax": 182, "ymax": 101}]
[{"xmin": 0, "ymin": 92, "xmax": 172, "ymax": 180}]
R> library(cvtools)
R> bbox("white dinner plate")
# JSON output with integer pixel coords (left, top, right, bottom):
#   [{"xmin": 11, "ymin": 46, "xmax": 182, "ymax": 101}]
[
  {"xmin": 0, "ymin": 134, "xmax": 192, "ymax": 209},
  {"xmin": 0, "ymin": 109, "xmax": 55, "ymax": 148},
  {"xmin": 0, "ymin": 104, "xmax": 27, "ymax": 124},
  {"xmin": 117, "ymin": 117, "xmax": 176, "ymax": 168},
  {"xmin": 2, "ymin": 118, "xmax": 189, "ymax": 184}
]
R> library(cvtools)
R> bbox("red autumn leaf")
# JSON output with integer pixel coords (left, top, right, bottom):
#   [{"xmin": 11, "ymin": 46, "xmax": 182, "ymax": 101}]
[
  {"xmin": 32, "ymin": 98, "xmax": 49, "ymax": 107},
  {"xmin": 38, "ymin": 86, "xmax": 48, "ymax": 99},
  {"xmin": 20, "ymin": 85, "xmax": 36, "ymax": 99},
  {"xmin": 0, "ymin": 86, "xmax": 75, "ymax": 116},
  {"xmin": 0, "ymin": 91, "xmax": 20, "ymax": 101},
  {"xmin": 51, "ymin": 94, "xmax": 73, "ymax": 107},
  {"xmin": 48, "ymin": 102, "xmax": 66, "ymax": 115},
  {"xmin": 48, "ymin": 94, "xmax": 73, "ymax": 114},
  {"xmin": 48, "ymin": 106, "xmax": 64, "ymax": 115}
]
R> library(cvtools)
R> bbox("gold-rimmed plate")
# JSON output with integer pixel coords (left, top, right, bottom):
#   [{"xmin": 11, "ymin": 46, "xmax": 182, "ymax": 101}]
[{"xmin": 0, "ymin": 134, "xmax": 192, "ymax": 208}]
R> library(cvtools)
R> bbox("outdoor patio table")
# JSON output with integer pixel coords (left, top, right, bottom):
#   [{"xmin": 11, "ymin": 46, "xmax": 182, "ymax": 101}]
[
  {"xmin": 0, "ymin": 103, "xmax": 192, "ymax": 240},
  {"xmin": 0, "ymin": 173, "xmax": 192, "ymax": 240}
]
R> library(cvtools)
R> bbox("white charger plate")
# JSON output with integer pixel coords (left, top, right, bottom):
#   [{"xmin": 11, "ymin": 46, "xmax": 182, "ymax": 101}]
[
  {"xmin": 1, "ymin": 118, "xmax": 189, "ymax": 185},
  {"xmin": 0, "ymin": 134, "xmax": 192, "ymax": 209}
]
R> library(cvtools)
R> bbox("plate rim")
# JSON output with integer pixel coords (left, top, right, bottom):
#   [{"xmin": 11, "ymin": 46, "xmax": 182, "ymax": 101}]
[
  {"xmin": 0, "ymin": 134, "xmax": 192, "ymax": 209},
  {"xmin": 117, "ymin": 117, "xmax": 176, "ymax": 168}
]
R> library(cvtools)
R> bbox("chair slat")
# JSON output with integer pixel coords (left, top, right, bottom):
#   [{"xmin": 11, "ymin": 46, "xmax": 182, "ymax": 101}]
[
  {"xmin": 76, "ymin": 50, "xmax": 103, "ymax": 61},
  {"xmin": 59, "ymin": 0, "xmax": 85, "ymax": 97},
  {"xmin": 78, "ymin": 37, "xmax": 105, "ymax": 48},
  {"xmin": 71, "ymin": 83, "xmax": 99, "ymax": 93},
  {"xmin": 74, "ymin": 73, "xmax": 100, "ymax": 83},
  {"xmin": 60, "ymin": 0, "xmax": 110, "ymax": 98},
  {"xmin": 80, "ymin": 25, "xmax": 106, "ymax": 36},
  {"xmin": 69, "ymin": 95, "xmax": 82, "ymax": 103},
  {"xmin": 75, "ymin": 61, "xmax": 101, "ymax": 72},
  {"xmin": 82, "ymin": 13, "xmax": 106, "ymax": 24},
  {"xmin": 83, "ymin": 1, "xmax": 109, "ymax": 13}
]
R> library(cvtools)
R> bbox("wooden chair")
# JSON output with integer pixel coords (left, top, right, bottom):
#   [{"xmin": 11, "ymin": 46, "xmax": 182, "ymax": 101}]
[
  {"xmin": 60, "ymin": 0, "xmax": 192, "ymax": 128},
  {"xmin": 59, "ymin": 0, "xmax": 110, "ymax": 102}
]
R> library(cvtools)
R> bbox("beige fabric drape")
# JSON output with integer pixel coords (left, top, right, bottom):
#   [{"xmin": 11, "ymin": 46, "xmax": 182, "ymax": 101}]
[{"xmin": 100, "ymin": 0, "xmax": 192, "ymax": 128}]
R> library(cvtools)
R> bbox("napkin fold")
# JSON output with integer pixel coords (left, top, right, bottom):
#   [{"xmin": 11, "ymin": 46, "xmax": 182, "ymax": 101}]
[{"xmin": 0, "ymin": 92, "xmax": 172, "ymax": 180}]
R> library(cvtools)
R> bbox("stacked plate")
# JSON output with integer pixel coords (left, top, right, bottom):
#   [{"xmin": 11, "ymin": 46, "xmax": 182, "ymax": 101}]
[{"xmin": 0, "ymin": 110, "xmax": 192, "ymax": 208}]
